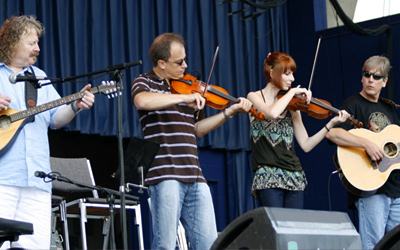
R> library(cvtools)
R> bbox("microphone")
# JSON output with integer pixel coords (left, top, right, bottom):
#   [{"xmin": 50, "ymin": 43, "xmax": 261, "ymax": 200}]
[
  {"xmin": 9, "ymin": 74, "xmax": 50, "ymax": 84},
  {"xmin": 105, "ymin": 60, "xmax": 142, "ymax": 72},
  {"xmin": 34, "ymin": 171, "xmax": 57, "ymax": 180},
  {"xmin": 34, "ymin": 171, "xmax": 48, "ymax": 178}
]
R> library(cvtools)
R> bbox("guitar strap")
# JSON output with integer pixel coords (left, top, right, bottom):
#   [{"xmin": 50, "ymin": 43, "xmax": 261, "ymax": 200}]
[
  {"xmin": 379, "ymin": 97, "xmax": 400, "ymax": 109},
  {"xmin": 24, "ymin": 66, "xmax": 37, "ymax": 122}
]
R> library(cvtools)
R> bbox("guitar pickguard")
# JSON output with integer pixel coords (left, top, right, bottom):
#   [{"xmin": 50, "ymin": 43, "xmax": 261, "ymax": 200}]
[{"xmin": 379, "ymin": 142, "xmax": 400, "ymax": 173}]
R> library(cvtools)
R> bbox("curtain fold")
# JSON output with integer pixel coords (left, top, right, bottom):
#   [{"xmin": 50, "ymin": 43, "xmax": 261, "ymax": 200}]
[
  {"xmin": 1, "ymin": 0, "xmax": 288, "ymax": 146},
  {"xmin": 1, "ymin": 0, "xmax": 289, "ymax": 222},
  {"xmin": 226, "ymin": 150, "xmax": 258, "ymax": 221}
]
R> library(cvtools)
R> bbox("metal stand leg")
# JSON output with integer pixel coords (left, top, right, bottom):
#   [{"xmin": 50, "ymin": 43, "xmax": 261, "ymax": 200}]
[
  {"xmin": 134, "ymin": 204, "xmax": 144, "ymax": 250},
  {"xmin": 59, "ymin": 200, "xmax": 70, "ymax": 250},
  {"xmin": 79, "ymin": 200, "xmax": 88, "ymax": 250},
  {"xmin": 102, "ymin": 217, "xmax": 110, "ymax": 250},
  {"xmin": 52, "ymin": 199, "xmax": 70, "ymax": 250}
]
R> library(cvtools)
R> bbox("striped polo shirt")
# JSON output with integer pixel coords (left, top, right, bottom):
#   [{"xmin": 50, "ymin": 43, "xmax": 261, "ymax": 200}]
[{"xmin": 131, "ymin": 70, "xmax": 206, "ymax": 185}]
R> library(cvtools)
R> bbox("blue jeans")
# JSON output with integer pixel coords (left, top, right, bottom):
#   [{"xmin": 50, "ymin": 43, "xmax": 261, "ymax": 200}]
[
  {"xmin": 257, "ymin": 188, "xmax": 304, "ymax": 208},
  {"xmin": 356, "ymin": 194, "xmax": 400, "ymax": 250},
  {"xmin": 148, "ymin": 180, "xmax": 218, "ymax": 250}
]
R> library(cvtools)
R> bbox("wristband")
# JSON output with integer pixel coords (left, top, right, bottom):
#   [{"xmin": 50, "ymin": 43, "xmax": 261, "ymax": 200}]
[
  {"xmin": 223, "ymin": 109, "xmax": 232, "ymax": 120},
  {"xmin": 324, "ymin": 124, "xmax": 330, "ymax": 132},
  {"xmin": 70, "ymin": 103, "xmax": 82, "ymax": 114}
]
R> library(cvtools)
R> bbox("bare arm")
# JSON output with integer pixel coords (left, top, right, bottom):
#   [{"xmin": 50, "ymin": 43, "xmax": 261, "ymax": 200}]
[
  {"xmin": 247, "ymin": 87, "xmax": 311, "ymax": 120},
  {"xmin": 293, "ymin": 110, "xmax": 350, "ymax": 153},
  {"xmin": 53, "ymin": 84, "xmax": 95, "ymax": 128},
  {"xmin": 195, "ymin": 97, "xmax": 252, "ymax": 138},
  {"xmin": 326, "ymin": 127, "xmax": 385, "ymax": 161},
  {"xmin": 134, "ymin": 91, "xmax": 205, "ymax": 111}
]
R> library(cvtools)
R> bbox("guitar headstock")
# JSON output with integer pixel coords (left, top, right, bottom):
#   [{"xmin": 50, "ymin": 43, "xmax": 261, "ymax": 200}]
[{"xmin": 96, "ymin": 81, "xmax": 123, "ymax": 98}]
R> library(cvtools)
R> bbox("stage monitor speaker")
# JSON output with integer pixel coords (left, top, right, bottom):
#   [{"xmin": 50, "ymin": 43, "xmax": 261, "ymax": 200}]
[
  {"xmin": 211, "ymin": 207, "xmax": 361, "ymax": 250},
  {"xmin": 374, "ymin": 224, "xmax": 400, "ymax": 250}
]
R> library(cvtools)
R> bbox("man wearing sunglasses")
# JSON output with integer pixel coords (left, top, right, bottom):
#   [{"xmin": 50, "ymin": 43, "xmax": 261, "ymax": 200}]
[
  {"xmin": 326, "ymin": 55, "xmax": 400, "ymax": 250},
  {"xmin": 131, "ymin": 33, "xmax": 252, "ymax": 249}
]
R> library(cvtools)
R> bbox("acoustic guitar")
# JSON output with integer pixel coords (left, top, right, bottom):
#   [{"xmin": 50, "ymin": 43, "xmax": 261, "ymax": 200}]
[
  {"xmin": 0, "ymin": 82, "xmax": 119, "ymax": 156},
  {"xmin": 334, "ymin": 124, "xmax": 400, "ymax": 197}
]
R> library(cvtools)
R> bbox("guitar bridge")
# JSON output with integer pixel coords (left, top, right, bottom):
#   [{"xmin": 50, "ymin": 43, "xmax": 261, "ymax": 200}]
[{"xmin": 367, "ymin": 154, "xmax": 380, "ymax": 170}]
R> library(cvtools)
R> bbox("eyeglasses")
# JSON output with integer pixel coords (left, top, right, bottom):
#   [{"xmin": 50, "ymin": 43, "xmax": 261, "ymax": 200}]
[
  {"xmin": 363, "ymin": 71, "xmax": 384, "ymax": 80},
  {"xmin": 166, "ymin": 58, "xmax": 186, "ymax": 66}
]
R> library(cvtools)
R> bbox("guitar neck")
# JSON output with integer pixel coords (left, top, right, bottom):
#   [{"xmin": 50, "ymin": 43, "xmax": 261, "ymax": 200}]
[{"xmin": 9, "ymin": 86, "xmax": 101, "ymax": 123}]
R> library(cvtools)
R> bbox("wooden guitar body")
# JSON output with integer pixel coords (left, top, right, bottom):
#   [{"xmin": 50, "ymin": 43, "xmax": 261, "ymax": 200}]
[{"xmin": 335, "ymin": 124, "xmax": 400, "ymax": 196}]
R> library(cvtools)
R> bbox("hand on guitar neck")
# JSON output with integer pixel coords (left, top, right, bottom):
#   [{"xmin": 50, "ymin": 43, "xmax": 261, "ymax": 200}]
[{"xmin": 0, "ymin": 81, "xmax": 120, "ymax": 156}]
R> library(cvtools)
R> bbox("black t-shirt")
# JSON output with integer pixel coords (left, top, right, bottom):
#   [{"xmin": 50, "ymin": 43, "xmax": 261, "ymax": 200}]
[{"xmin": 335, "ymin": 93, "xmax": 400, "ymax": 208}]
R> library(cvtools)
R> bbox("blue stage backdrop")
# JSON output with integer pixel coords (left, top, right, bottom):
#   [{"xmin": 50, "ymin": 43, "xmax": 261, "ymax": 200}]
[
  {"xmin": 4, "ymin": 0, "xmax": 400, "ymax": 249},
  {"xmin": 1, "ymin": 0, "xmax": 289, "ymax": 246}
]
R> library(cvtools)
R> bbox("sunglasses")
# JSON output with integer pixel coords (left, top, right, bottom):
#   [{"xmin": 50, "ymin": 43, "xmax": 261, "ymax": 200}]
[
  {"xmin": 363, "ymin": 71, "xmax": 384, "ymax": 80},
  {"xmin": 166, "ymin": 58, "xmax": 186, "ymax": 66}
]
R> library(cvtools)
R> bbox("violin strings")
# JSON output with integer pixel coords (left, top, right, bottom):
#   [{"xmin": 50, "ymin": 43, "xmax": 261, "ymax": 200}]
[
  {"xmin": 311, "ymin": 97, "xmax": 339, "ymax": 114},
  {"xmin": 208, "ymin": 86, "xmax": 238, "ymax": 103}
]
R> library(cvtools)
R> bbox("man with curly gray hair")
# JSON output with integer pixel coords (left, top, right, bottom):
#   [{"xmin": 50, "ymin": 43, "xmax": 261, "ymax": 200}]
[{"xmin": 0, "ymin": 15, "xmax": 95, "ymax": 249}]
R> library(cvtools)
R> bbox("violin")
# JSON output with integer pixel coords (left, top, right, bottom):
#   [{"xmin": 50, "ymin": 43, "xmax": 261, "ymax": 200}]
[
  {"xmin": 278, "ymin": 92, "xmax": 363, "ymax": 128},
  {"xmin": 274, "ymin": 36, "xmax": 362, "ymax": 128},
  {"xmin": 170, "ymin": 74, "xmax": 265, "ymax": 121}
]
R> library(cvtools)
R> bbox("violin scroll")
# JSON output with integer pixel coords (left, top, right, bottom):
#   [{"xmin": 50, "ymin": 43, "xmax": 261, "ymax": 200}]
[
  {"xmin": 347, "ymin": 117, "xmax": 363, "ymax": 128},
  {"xmin": 250, "ymin": 108, "xmax": 265, "ymax": 121}
]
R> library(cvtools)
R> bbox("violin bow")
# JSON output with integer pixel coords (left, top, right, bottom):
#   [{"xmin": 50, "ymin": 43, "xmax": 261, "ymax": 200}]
[
  {"xmin": 202, "ymin": 44, "xmax": 220, "ymax": 97},
  {"xmin": 307, "ymin": 36, "xmax": 322, "ymax": 90},
  {"xmin": 306, "ymin": 36, "xmax": 362, "ymax": 127}
]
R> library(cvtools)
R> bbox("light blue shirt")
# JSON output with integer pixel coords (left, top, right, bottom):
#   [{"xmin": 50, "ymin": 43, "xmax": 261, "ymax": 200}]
[{"xmin": 0, "ymin": 63, "xmax": 63, "ymax": 193}]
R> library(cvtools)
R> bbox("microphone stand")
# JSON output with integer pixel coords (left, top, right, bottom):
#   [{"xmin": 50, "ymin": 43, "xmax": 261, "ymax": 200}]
[
  {"xmin": 38, "ymin": 61, "xmax": 142, "ymax": 86},
  {"xmin": 45, "ymin": 61, "xmax": 142, "ymax": 249},
  {"xmin": 112, "ymin": 69, "xmax": 128, "ymax": 249},
  {"xmin": 46, "ymin": 173, "xmax": 139, "ymax": 250}
]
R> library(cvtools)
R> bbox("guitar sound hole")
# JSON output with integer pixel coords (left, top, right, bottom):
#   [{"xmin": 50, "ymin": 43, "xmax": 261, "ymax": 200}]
[
  {"xmin": 0, "ymin": 116, "xmax": 11, "ymax": 129},
  {"xmin": 384, "ymin": 142, "xmax": 397, "ymax": 157}
]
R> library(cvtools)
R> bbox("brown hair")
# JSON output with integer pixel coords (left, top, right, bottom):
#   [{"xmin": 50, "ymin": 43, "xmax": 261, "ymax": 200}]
[
  {"xmin": 263, "ymin": 52, "xmax": 296, "ymax": 87},
  {"xmin": 149, "ymin": 33, "xmax": 185, "ymax": 67},
  {"xmin": 0, "ymin": 15, "xmax": 44, "ymax": 65}
]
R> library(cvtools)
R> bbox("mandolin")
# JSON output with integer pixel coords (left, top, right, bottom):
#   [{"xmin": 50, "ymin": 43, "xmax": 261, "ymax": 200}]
[{"xmin": 0, "ymin": 82, "xmax": 120, "ymax": 156}]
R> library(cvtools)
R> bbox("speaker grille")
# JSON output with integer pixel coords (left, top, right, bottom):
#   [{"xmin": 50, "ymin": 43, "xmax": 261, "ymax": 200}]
[{"xmin": 211, "ymin": 207, "xmax": 361, "ymax": 250}]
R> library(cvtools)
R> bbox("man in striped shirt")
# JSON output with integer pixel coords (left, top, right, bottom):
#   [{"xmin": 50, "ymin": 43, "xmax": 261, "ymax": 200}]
[{"xmin": 131, "ymin": 33, "xmax": 252, "ymax": 250}]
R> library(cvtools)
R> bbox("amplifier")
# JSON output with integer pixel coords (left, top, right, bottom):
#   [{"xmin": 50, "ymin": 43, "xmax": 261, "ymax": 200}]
[{"xmin": 211, "ymin": 207, "xmax": 361, "ymax": 250}]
